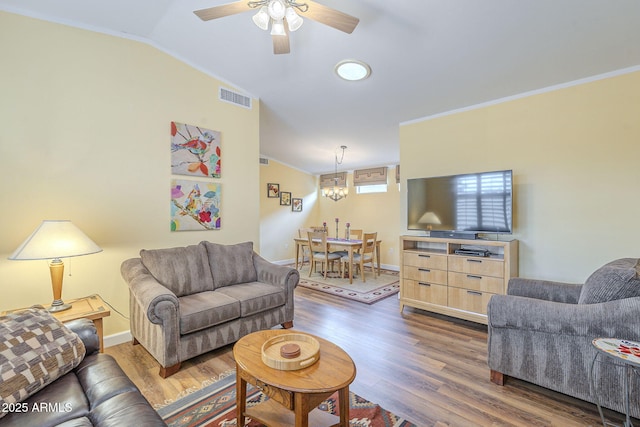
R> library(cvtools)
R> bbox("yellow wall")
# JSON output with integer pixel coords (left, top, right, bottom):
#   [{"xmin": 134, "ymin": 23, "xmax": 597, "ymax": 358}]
[
  {"xmin": 400, "ymin": 70, "xmax": 640, "ymax": 282},
  {"xmin": 259, "ymin": 159, "xmax": 320, "ymax": 261},
  {"xmin": 0, "ymin": 12, "xmax": 260, "ymax": 336},
  {"xmin": 259, "ymin": 160, "xmax": 402, "ymax": 268}
]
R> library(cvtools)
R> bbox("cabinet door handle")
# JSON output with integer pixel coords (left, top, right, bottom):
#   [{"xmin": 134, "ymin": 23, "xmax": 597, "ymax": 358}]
[
  {"xmin": 418, "ymin": 268, "xmax": 431, "ymax": 273},
  {"xmin": 467, "ymin": 275, "xmax": 482, "ymax": 280},
  {"xmin": 467, "ymin": 290, "xmax": 483, "ymax": 296},
  {"xmin": 418, "ymin": 254, "xmax": 431, "ymax": 258},
  {"xmin": 418, "ymin": 282, "xmax": 431, "ymax": 287},
  {"xmin": 467, "ymin": 259, "xmax": 482, "ymax": 263}
]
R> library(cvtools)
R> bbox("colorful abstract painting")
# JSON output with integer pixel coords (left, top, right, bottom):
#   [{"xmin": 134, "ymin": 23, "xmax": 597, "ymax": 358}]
[
  {"xmin": 171, "ymin": 179, "xmax": 221, "ymax": 231},
  {"xmin": 171, "ymin": 121, "xmax": 221, "ymax": 178}
]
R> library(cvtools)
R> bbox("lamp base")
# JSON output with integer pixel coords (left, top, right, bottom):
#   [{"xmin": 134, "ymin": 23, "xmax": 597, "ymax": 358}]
[{"xmin": 48, "ymin": 300, "xmax": 72, "ymax": 313}]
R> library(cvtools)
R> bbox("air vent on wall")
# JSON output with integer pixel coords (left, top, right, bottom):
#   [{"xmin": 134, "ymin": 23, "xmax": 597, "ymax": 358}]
[
  {"xmin": 219, "ymin": 87, "xmax": 252, "ymax": 109},
  {"xmin": 259, "ymin": 158, "xmax": 269, "ymax": 165}
]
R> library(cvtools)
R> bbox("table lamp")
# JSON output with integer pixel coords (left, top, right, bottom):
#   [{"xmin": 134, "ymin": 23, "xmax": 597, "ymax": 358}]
[{"xmin": 8, "ymin": 220, "xmax": 102, "ymax": 312}]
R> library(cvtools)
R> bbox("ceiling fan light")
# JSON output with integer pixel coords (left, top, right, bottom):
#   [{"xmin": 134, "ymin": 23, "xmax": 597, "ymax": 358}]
[
  {"xmin": 252, "ymin": 6, "xmax": 270, "ymax": 31},
  {"xmin": 267, "ymin": 0, "xmax": 286, "ymax": 20},
  {"xmin": 285, "ymin": 7, "xmax": 303, "ymax": 32},
  {"xmin": 270, "ymin": 19, "xmax": 286, "ymax": 36}
]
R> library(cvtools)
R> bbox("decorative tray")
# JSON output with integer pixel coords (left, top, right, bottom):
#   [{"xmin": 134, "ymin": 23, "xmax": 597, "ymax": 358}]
[{"xmin": 261, "ymin": 333, "xmax": 320, "ymax": 371}]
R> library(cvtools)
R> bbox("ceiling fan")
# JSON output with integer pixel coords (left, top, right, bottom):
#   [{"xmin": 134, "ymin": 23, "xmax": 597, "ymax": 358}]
[{"xmin": 194, "ymin": 0, "xmax": 359, "ymax": 54}]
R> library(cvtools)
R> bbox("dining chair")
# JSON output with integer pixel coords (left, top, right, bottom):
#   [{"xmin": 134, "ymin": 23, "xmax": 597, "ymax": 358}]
[
  {"xmin": 297, "ymin": 227, "xmax": 315, "ymax": 267},
  {"xmin": 342, "ymin": 232, "xmax": 377, "ymax": 282},
  {"xmin": 307, "ymin": 231, "xmax": 342, "ymax": 279},
  {"xmin": 349, "ymin": 229, "xmax": 363, "ymax": 241}
]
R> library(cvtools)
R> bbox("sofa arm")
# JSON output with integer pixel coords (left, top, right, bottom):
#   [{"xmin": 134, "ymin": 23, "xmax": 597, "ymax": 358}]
[
  {"xmin": 65, "ymin": 318, "xmax": 100, "ymax": 355},
  {"xmin": 507, "ymin": 277, "xmax": 583, "ymax": 303},
  {"xmin": 488, "ymin": 294, "xmax": 640, "ymax": 339},
  {"xmin": 121, "ymin": 258, "xmax": 179, "ymax": 324},
  {"xmin": 253, "ymin": 253, "xmax": 299, "ymax": 291}
]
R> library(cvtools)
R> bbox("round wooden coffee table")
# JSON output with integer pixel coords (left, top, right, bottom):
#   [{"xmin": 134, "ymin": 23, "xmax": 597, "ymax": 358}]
[{"xmin": 234, "ymin": 329, "xmax": 356, "ymax": 427}]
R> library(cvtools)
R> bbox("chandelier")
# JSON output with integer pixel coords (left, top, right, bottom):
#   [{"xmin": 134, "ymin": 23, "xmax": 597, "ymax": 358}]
[
  {"xmin": 322, "ymin": 145, "xmax": 348, "ymax": 202},
  {"xmin": 250, "ymin": 0, "xmax": 306, "ymax": 35}
]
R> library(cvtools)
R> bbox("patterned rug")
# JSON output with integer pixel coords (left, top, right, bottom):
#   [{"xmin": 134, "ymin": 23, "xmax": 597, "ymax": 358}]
[
  {"xmin": 157, "ymin": 372, "xmax": 416, "ymax": 427},
  {"xmin": 295, "ymin": 264, "xmax": 400, "ymax": 304}
]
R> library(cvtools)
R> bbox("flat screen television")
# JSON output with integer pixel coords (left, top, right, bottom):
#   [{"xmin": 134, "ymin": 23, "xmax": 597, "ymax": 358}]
[{"xmin": 407, "ymin": 170, "xmax": 513, "ymax": 234}]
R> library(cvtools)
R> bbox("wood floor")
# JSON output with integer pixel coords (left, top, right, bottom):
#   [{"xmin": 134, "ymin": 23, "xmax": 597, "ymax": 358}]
[{"xmin": 105, "ymin": 286, "xmax": 626, "ymax": 426}]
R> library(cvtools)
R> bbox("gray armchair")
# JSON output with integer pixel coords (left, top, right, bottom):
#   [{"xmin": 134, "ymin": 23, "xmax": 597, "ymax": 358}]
[{"xmin": 488, "ymin": 258, "xmax": 640, "ymax": 418}]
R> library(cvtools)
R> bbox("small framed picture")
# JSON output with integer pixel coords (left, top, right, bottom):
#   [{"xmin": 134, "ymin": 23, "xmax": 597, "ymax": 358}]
[
  {"xmin": 280, "ymin": 191, "xmax": 291, "ymax": 206},
  {"xmin": 292, "ymin": 198, "xmax": 303, "ymax": 212},
  {"xmin": 267, "ymin": 183, "xmax": 279, "ymax": 198}
]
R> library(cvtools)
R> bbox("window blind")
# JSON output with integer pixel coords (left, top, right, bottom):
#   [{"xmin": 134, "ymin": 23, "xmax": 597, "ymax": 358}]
[{"xmin": 353, "ymin": 167, "xmax": 388, "ymax": 186}]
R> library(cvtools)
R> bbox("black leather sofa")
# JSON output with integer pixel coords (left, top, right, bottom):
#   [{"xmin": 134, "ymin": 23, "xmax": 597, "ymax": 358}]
[{"xmin": 0, "ymin": 318, "xmax": 166, "ymax": 426}]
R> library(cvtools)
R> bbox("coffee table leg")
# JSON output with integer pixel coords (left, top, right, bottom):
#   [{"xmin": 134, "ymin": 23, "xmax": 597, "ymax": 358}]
[
  {"xmin": 338, "ymin": 386, "xmax": 349, "ymax": 427},
  {"xmin": 236, "ymin": 372, "xmax": 247, "ymax": 427}
]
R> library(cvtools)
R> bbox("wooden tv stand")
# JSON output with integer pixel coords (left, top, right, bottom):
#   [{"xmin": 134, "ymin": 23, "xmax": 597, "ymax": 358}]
[{"xmin": 399, "ymin": 235, "xmax": 518, "ymax": 324}]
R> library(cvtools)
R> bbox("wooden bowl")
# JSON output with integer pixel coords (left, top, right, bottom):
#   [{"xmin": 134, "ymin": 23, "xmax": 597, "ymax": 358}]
[{"xmin": 261, "ymin": 333, "xmax": 320, "ymax": 370}]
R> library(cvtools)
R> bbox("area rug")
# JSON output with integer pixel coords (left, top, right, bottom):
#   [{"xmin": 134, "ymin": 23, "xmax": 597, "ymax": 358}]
[
  {"xmin": 295, "ymin": 264, "xmax": 400, "ymax": 304},
  {"xmin": 157, "ymin": 372, "xmax": 416, "ymax": 427}
]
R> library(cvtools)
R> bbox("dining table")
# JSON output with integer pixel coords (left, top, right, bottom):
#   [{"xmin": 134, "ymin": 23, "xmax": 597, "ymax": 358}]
[{"xmin": 293, "ymin": 236, "xmax": 382, "ymax": 284}]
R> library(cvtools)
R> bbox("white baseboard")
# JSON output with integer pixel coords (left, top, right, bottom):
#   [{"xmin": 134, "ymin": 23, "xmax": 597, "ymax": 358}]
[{"xmin": 104, "ymin": 330, "xmax": 132, "ymax": 348}]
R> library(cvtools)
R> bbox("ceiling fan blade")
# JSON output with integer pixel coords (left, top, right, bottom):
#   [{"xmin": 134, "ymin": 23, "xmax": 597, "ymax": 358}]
[
  {"xmin": 194, "ymin": 1, "xmax": 253, "ymax": 21},
  {"xmin": 303, "ymin": 0, "xmax": 359, "ymax": 34},
  {"xmin": 272, "ymin": 33, "xmax": 290, "ymax": 54}
]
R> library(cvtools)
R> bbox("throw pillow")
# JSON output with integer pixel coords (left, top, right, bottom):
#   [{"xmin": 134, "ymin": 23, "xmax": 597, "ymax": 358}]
[
  {"xmin": 578, "ymin": 258, "xmax": 640, "ymax": 304},
  {"xmin": 140, "ymin": 244, "xmax": 214, "ymax": 297},
  {"xmin": 202, "ymin": 241, "xmax": 257, "ymax": 288},
  {"xmin": 0, "ymin": 307, "xmax": 86, "ymax": 418}
]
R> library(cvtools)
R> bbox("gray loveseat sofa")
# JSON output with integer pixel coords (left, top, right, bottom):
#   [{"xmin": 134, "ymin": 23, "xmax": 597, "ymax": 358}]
[
  {"xmin": 121, "ymin": 241, "xmax": 299, "ymax": 377},
  {"xmin": 488, "ymin": 258, "xmax": 640, "ymax": 418}
]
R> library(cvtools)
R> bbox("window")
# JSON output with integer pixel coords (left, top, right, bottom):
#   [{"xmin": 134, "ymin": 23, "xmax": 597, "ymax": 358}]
[
  {"xmin": 356, "ymin": 184, "xmax": 388, "ymax": 194},
  {"xmin": 353, "ymin": 167, "xmax": 388, "ymax": 194}
]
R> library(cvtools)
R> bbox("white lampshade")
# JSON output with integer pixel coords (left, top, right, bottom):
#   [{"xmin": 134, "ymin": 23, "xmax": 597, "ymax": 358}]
[
  {"xmin": 270, "ymin": 19, "xmax": 286, "ymax": 36},
  {"xmin": 267, "ymin": 0, "xmax": 286, "ymax": 20},
  {"xmin": 285, "ymin": 7, "xmax": 303, "ymax": 32},
  {"xmin": 252, "ymin": 6, "xmax": 270, "ymax": 31},
  {"xmin": 9, "ymin": 220, "xmax": 102, "ymax": 312},
  {"xmin": 9, "ymin": 220, "xmax": 102, "ymax": 261}
]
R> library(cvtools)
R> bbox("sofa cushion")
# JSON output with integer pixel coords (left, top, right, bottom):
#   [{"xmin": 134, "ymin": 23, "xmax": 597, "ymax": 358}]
[
  {"xmin": 0, "ymin": 308, "xmax": 85, "ymax": 417},
  {"xmin": 178, "ymin": 291, "xmax": 241, "ymax": 335},
  {"xmin": 202, "ymin": 241, "xmax": 257, "ymax": 288},
  {"xmin": 140, "ymin": 244, "xmax": 214, "ymax": 297},
  {"xmin": 216, "ymin": 282, "xmax": 286, "ymax": 317},
  {"xmin": 579, "ymin": 258, "xmax": 640, "ymax": 304},
  {"xmin": 0, "ymin": 371, "xmax": 90, "ymax": 427}
]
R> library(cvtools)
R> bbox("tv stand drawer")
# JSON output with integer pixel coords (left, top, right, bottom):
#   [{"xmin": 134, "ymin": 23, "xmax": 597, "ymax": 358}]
[
  {"xmin": 403, "ymin": 265, "xmax": 447, "ymax": 285},
  {"xmin": 448, "ymin": 256, "xmax": 503, "ymax": 278}
]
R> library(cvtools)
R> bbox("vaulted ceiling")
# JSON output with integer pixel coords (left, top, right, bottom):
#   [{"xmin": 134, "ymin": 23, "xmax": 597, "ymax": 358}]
[{"xmin": 2, "ymin": 0, "xmax": 639, "ymax": 174}]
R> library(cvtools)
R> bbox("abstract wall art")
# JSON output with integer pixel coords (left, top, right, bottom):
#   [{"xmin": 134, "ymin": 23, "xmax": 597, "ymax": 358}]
[
  {"xmin": 171, "ymin": 121, "xmax": 221, "ymax": 178},
  {"xmin": 171, "ymin": 179, "xmax": 221, "ymax": 231}
]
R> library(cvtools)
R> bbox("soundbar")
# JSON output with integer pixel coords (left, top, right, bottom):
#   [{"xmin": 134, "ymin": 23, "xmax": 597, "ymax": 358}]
[{"xmin": 429, "ymin": 230, "xmax": 478, "ymax": 240}]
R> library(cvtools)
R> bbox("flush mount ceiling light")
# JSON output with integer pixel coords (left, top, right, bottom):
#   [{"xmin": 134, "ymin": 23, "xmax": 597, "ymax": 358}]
[{"xmin": 335, "ymin": 59, "xmax": 371, "ymax": 81}]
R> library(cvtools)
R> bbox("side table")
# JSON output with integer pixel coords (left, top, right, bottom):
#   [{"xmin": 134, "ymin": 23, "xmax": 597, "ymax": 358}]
[
  {"xmin": 234, "ymin": 329, "xmax": 356, "ymax": 427},
  {"xmin": 591, "ymin": 338, "xmax": 640, "ymax": 427},
  {"xmin": 1, "ymin": 294, "xmax": 111, "ymax": 352}
]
